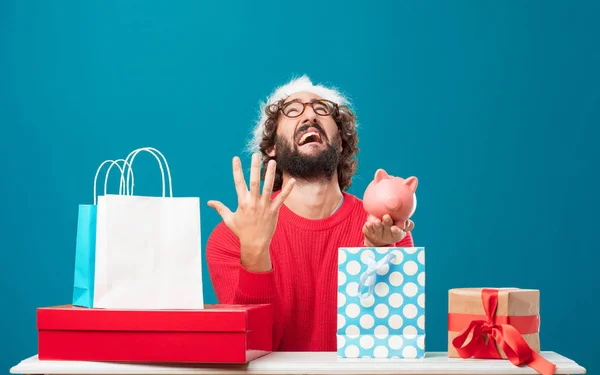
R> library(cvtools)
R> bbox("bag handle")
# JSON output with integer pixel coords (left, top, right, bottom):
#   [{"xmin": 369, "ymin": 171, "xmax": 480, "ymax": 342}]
[
  {"xmin": 92, "ymin": 159, "xmax": 131, "ymax": 205},
  {"xmin": 123, "ymin": 147, "xmax": 173, "ymax": 197},
  {"xmin": 103, "ymin": 159, "xmax": 135, "ymax": 197}
]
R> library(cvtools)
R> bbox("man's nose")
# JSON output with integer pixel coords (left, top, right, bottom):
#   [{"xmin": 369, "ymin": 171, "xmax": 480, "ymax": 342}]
[{"xmin": 301, "ymin": 106, "xmax": 318, "ymax": 124}]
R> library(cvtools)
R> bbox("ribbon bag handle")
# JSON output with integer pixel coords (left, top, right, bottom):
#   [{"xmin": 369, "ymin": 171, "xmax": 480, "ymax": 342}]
[
  {"xmin": 92, "ymin": 159, "xmax": 133, "ymax": 205},
  {"xmin": 123, "ymin": 147, "xmax": 173, "ymax": 197},
  {"xmin": 357, "ymin": 252, "xmax": 396, "ymax": 299}
]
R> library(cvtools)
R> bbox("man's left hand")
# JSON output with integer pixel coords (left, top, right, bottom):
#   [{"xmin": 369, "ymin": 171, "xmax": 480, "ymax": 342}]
[{"xmin": 362, "ymin": 214, "xmax": 414, "ymax": 247}]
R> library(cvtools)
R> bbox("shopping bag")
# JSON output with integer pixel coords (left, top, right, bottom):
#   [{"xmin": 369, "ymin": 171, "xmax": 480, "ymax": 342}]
[
  {"xmin": 72, "ymin": 159, "xmax": 130, "ymax": 307},
  {"xmin": 93, "ymin": 147, "xmax": 204, "ymax": 309},
  {"xmin": 337, "ymin": 246, "xmax": 426, "ymax": 358}
]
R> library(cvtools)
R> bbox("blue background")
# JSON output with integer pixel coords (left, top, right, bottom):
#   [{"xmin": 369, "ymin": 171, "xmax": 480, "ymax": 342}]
[{"xmin": 1, "ymin": 1, "xmax": 598, "ymax": 374}]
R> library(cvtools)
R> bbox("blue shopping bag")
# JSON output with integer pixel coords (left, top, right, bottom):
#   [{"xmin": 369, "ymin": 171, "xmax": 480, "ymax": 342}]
[
  {"xmin": 337, "ymin": 246, "xmax": 426, "ymax": 359},
  {"xmin": 72, "ymin": 204, "xmax": 98, "ymax": 307},
  {"xmin": 72, "ymin": 158, "xmax": 130, "ymax": 307}
]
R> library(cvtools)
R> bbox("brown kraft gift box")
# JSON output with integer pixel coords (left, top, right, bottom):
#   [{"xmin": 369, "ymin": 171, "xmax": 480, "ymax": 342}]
[{"xmin": 447, "ymin": 288, "xmax": 541, "ymax": 358}]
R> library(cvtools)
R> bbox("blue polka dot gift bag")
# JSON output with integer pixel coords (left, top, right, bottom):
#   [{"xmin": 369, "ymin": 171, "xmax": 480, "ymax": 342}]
[{"xmin": 337, "ymin": 247, "xmax": 425, "ymax": 359}]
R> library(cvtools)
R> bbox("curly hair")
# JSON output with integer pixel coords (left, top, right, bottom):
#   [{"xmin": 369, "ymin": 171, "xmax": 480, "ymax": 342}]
[{"xmin": 258, "ymin": 99, "xmax": 359, "ymax": 192}]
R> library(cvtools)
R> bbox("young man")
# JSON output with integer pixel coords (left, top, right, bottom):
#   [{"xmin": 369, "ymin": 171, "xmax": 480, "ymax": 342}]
[{"xmin": 206, "ymin": 75, "xmax": 415, "ymax": 352}]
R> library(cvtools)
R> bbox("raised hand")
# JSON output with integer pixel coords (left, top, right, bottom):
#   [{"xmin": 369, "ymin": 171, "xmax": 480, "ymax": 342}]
[
  {"xmin": 207, "ymin": 153, "xmax": 295, "ymax": 272},
  {"xmin": 362, "ymin": 214, "xmax": 414, "ymax": 247}
]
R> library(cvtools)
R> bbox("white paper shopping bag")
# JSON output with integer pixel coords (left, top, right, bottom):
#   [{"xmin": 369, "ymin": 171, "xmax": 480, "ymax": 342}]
[{"xmin": 93, "ymin": 147, "xmax": 204, "ymax": 309}]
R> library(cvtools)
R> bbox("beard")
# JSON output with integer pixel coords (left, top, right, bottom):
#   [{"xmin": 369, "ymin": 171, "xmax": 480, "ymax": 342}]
[{"xmin": 274, "ymin": 131, "xmax": 341, "ymax": 184}]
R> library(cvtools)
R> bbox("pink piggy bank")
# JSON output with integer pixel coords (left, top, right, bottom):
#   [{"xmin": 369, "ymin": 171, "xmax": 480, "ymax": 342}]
[{"xmin": 363, "ymin": 169, "xmax": 418, "ymax": 229}]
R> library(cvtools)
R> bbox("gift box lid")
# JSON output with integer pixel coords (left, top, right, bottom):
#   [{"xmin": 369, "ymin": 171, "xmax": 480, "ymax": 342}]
[
  {"xmin": 37, "ymin": 304, "xmax": 272, "ymax": 333},
  {"xmin": 448, "ymin": 287, "xmax": 539, "ymax": 316}
]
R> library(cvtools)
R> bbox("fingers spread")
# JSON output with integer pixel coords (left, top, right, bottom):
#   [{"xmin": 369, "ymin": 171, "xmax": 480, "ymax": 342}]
[
  {"xmin": 272, "ymin": 178, "xmax": 296, "ymax": 209},
  {"xmin": 207, "ymin": 200, "xmax": 233, "ymax": 224},
  {"xmin": 232, "ymin": 156, "xmax": 248, "ymax": 204},
  {"xmin": 249, "ymin": 153, "xmax": 261, "ymax": 200},
  {"xmin": 262, "ymin": 159, "xmax": 276, "ymax": 202}
]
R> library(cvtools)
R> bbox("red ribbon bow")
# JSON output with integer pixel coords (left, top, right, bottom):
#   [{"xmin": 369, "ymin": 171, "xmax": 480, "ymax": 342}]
[{"xmin": 451, "ymin": 288, "xmax": 556, "ymax": 375}]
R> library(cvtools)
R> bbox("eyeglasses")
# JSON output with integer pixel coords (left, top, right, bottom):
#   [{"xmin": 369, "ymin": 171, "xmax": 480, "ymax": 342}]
[{"xmin": 279, "ymin": 99, "xmax": 338, "ymax": 118}]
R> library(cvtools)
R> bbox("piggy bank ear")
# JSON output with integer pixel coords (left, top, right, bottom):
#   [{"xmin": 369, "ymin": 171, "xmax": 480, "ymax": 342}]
[
  {"xmin": 404, "ymin": 176, "xmax": 418, "ymax": 193},
  {"xmin": 374, "ymin": 169, "xmax": 389, "ymax": 183}
]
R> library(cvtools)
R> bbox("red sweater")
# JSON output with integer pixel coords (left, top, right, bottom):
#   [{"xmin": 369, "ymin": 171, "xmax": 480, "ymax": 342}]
[{"xmin": 205, "ymin": 191, "xmax": 414, "ymax": 352}]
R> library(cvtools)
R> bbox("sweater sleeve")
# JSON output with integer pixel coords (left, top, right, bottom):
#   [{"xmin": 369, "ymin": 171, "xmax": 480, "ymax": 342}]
[{"xmin": 205, "ymin": 222, "xmax": 284, "ymax": 350}]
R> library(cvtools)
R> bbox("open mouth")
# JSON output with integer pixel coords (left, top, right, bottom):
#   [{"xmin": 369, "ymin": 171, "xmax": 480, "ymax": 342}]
[{"xmin": 297, "ymin": 127, "xmax": 324, "ymax": 146}]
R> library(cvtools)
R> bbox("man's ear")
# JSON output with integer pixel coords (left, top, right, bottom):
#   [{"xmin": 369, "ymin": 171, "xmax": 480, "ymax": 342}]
[
  {"xmin": 338, "ymin": 130, "xmax": 343, "ymax": 152},
  {"xmin": 267, "ymin": 145, "xmax": 276, "ymax": 157}
]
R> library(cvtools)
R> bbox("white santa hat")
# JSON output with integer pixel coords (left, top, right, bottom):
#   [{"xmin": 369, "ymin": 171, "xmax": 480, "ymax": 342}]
[{"xmin": 246, "ymin": 74, "xmax": 353, "ymax": 155}]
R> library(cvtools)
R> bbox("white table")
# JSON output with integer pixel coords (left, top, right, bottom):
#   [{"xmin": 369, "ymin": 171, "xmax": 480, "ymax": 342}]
[{"xmin": 10, "ymin": 352, "xmax": 586, "ymax": 375}]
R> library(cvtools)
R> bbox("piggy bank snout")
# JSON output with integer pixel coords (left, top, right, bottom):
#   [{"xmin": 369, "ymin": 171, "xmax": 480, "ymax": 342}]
[{"xmin": 384, "ymin": 196, "xmax": 401, "ymax": 210}]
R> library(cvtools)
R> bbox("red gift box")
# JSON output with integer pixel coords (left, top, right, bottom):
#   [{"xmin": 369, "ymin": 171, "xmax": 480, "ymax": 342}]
[{"xmin": 37, "ymin": 304, "xmax": 273, "ymax": 364}]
